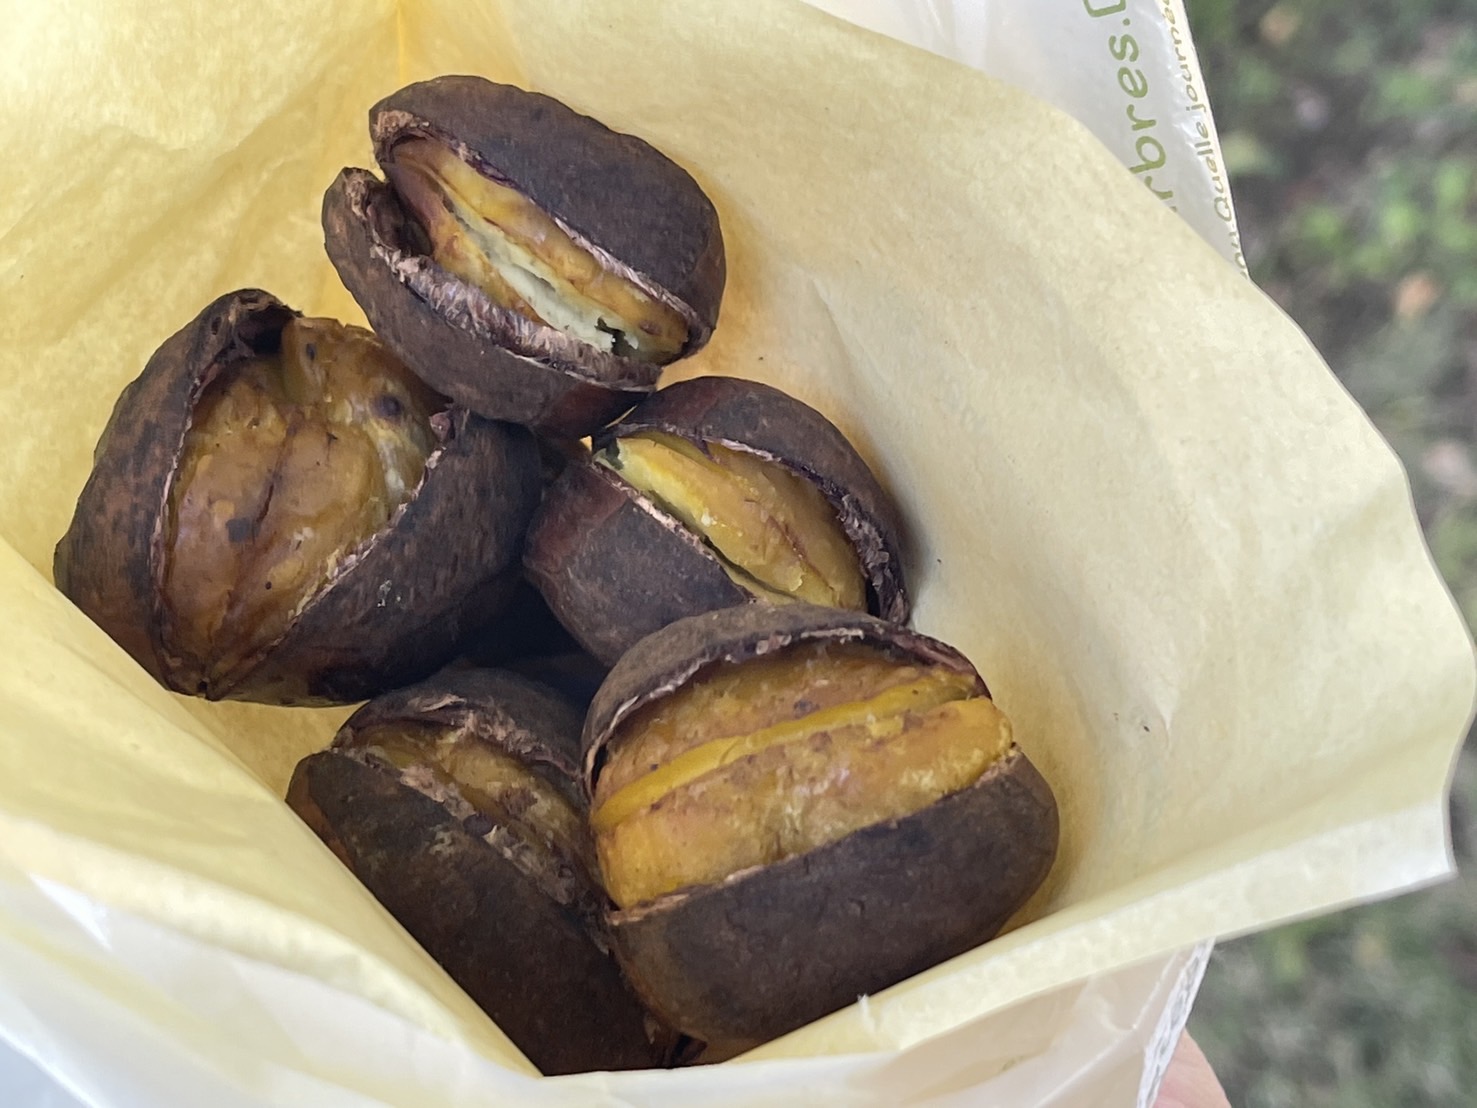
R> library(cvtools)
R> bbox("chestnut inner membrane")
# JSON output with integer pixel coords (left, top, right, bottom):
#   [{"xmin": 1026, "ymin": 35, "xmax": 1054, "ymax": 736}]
[
  {"xmin": 386, "ymin": 137, "xmax": 689, "ymax": 363},
  {"xmin": 162, "ymin": 319, "xmax": 441, "ymax": 692},
  {"xmin": 352, "ymin": 721, "xmax": 596, "ymax": 910},
  {"xmin": 599, "ymin": 431, "xmax": 866, "ymax": 609},
  {"xmin": 592, "ymin": 641, "xmax": 1012, "ymax": 909}
]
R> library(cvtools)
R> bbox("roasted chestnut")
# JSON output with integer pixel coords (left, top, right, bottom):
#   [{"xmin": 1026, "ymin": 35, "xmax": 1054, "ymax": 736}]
[
  {"xmin": 54, "ymin": 289, "xmax": 542, "ymax": 705},
  {"xmin": 323, "ymin": 75, "xmax": 726, "ymax": 437},
  {"xmin": 524, "ymin": 375, "xmax": 909, "ymax": 665},
  {"xmin": 583, "ymin": 603, "xmax": 1058, "ymax": 1051},
  {"xmin": 286, "ymin": 669, "xmax": 679, "ymax": 1075}
]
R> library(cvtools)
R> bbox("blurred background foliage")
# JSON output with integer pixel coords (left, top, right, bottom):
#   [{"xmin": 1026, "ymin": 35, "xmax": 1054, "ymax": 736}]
[{"xmin": 1181, "ymin": 1, "xmax": 1477, "ymax": 1105}]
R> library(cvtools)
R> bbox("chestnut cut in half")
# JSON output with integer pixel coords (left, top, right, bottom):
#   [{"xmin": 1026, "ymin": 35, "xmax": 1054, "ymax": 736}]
[
  {"xmin": 524, "ymin": 375, "xmax": 909, "ymax": 665},
  {"xmin": 583, "ymin": 604, "xmax": 1058, "ymax": 1051},
  {"xmin": 287, "ymin": 669, "xmax": 680, "ymax": 1075},
  {"xmin": 55, "ymin": 289, "xmax": 542, "ymax": 705},
  {"xmin": 323, "ymin": 76, "xmax": 726, "ymax": 437}
]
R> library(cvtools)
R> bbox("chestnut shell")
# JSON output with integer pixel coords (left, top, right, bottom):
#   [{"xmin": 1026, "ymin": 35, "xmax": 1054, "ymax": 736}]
[
  {"xmin": 338, "ymin": 667, "xmax": 588, "ymax": 796},
  {"xmin": 54, "ymin": 289, "xmax": 543, "ymax": 705},
  {"xmin": 525, "ymin": 376, "xmax": 910, "ymax": 666},
  {"xmin": 322, "ymin": 76, "xmax": 726, "ymax": 437},
  {"xmin": 523, "ymin": 460, "xmax": 748, "ymax": 667},
  {"xmin": 583, "ymin": 603, "xmax": 1058, "ymax": 1050},
  {"xmin": 287, "ymin": 669, "xmax": 677, "ymax": 1075}
]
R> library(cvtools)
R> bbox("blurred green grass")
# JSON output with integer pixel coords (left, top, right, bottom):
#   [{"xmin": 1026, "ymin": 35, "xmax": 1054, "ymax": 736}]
[{"xmin": 1182, "ymin": 2, "xmax": 1477, "ymax": 1105}]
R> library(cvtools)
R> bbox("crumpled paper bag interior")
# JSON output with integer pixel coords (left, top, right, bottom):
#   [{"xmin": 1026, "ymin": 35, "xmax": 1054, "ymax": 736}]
[{"xmin": 0, "ymin": 0, "xmax": 1472, "ymax": 1082}]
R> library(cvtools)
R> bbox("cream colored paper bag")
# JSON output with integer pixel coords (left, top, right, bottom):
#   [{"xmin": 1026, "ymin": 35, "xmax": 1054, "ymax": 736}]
[{"xmin": 0, "ymin": 0, "xmax": 1471, "ymax": 1104}]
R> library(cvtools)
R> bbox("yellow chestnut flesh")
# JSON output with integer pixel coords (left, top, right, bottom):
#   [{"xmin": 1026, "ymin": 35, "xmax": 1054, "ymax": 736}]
[
  {"xmin": 389, "ymin": 138, "xmax": 689, "ymax": 363},
  {"xmin": 602, "ymin": 431, "xmax": 866, "ymax": 609},
  {"xmin": 593, "ymin": 642, "xmax": 1011, "ymax": 908},
  {"xmin": 162, "ymin": 319, "xmax": 439, "ymax": 687},
  {"xmin": 356, "ymin": 722, "xmax": 593, "ymax": 902}
]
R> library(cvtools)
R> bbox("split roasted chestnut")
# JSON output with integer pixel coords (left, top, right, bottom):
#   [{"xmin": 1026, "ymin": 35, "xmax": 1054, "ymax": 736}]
[
  {"xmin": 54, "ymin": 289, "xmax": 542, "ymax": 705},
  {"xmin": 524, "ymin": 375, "xmax": 909, "ymax": 665},
  {"xmin": 287, "ymin": 669, "xmax": 680, "ymax": 1075},
  {"xmin": 583, "ymin": 603, "xmax": 1058, "ymax": 1051},
  {"xmin": 323, "ymin": 75, "xmax": 726, "ymax": 437}
]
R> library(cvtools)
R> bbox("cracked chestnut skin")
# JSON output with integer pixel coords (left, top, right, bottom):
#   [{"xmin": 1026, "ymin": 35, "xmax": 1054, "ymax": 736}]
[
  {"xmin": 287, "ymin": 669, "xmax": 681, "ymax": 1074},
  {"xmin": 54, "ymin": 289, "xmax": 543, "ymax": 705},
  {"xmin": 322, "ymin": 75, "xmax": 726, "ymax": 437},
  {"xmin": 524, "ymin": 375, "xmax": 910, "ymax": 665},
  {"xmin": 583, "ymin": 604, "xmax": 1059, "ymax": 1052}
]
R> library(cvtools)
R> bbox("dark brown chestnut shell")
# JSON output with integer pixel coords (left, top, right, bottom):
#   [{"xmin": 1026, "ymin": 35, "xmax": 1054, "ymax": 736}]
[
  {"xmin": 522, "ymin": 460, "xmax": 748, "ymax": 667},
  {"xmin": 53, "ymin": 289, "xmax": 543, "ymax": 706},
  {"xmin": 287, "ymin": 669, "xmax": 679, "ymax": 1075},
  {"xmin": 322, "ymin": 75, "xmax": 726, "ymax": 437},
  {"xmin": 583, "ymin": 603, "xmax": 1058, "ymax": 1051},
  {"xmin": 525, "ymin": 376, "xmax": 910, "ymax": 665}
]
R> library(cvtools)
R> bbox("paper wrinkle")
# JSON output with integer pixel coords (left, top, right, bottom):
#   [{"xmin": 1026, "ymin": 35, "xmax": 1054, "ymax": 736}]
[
  {"xmin": 33, "ymin": 878, "xmax": 121, "ymax": 956},
  {"xmin": 0, "ymin": 0, "xmax": 1472, "ymax": 1105}
]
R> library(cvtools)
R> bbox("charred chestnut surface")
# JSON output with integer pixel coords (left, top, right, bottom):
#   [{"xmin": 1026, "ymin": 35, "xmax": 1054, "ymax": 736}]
[
  {"xmin": 323, "ymin": 76, "xmax": 725, "ymax": 436},
  {"xmin": 287, "ymin": 670, "xmax": 676, "ymax": 1075},
  {"xmin": 583, "ymin": 604, "xmax": 1058, "ymax": 1050},
  {"xmin": 524, "ymin": 376, "xmax": 909, "ymax": 665},
  {"xmin": 55, "ymin": 289, "xmax": 542, "ymax": 705}
]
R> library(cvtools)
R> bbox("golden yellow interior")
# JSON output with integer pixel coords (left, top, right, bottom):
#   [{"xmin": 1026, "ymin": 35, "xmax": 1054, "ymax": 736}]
[
  {"xmin": 593, "ymin": 641, "xmax": 1011, "ymax": 908},
  {"xmin": 162, "ymin": 319, "xmax": 439, "ymax": 687},
  {"xmin": 601, "ymin": 431, "xmax": 866, "ymax": 608},
  {"xmin": 388, "ymin": 138, "xmax": 689, "ymax": 363}
]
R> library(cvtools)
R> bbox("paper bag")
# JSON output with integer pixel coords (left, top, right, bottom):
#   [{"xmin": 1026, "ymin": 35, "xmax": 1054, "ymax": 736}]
[{"xmin": 0, "ymin": 0, "xmax": 1470, "ymax": 1104}]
